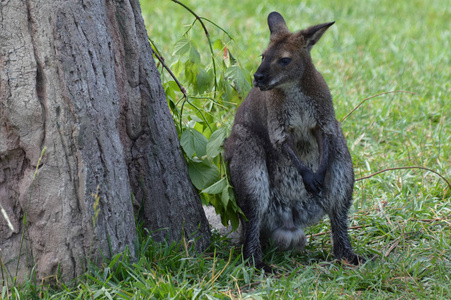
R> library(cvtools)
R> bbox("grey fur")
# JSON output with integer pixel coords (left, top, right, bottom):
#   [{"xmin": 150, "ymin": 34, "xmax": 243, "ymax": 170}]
[{"xmin": 224, "ymin": 12, "xmax": 364, "ymax": 271}]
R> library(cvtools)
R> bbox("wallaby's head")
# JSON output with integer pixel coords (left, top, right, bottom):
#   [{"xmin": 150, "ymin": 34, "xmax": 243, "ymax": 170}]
[{"xmin": 253, "ymin": 12, "xmax": 334, "ymax": 91}]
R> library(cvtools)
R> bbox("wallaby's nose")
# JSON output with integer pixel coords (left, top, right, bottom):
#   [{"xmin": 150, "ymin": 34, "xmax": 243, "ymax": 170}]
[{"xmin": 254, "ymin": 72, "xmax": 264, "ymax": 83}]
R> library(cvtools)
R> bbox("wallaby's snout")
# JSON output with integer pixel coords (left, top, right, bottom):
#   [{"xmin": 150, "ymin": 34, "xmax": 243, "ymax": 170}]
[
  {"xmin": 253, "ymin": 71, "xmax": 265, "ymax": 88},
  {"xmin": 253, "ymin": 70, "xmax": 273, "ymax": 91},
  {"xmin": 252, "ymin": 54, "xmax": 283, "ymax": 91}
]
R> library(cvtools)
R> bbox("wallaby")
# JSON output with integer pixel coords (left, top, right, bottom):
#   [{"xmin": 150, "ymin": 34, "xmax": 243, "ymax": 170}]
[{"xmin": 224, "ymin": 12, "xmax": 365, "ymax": 271}]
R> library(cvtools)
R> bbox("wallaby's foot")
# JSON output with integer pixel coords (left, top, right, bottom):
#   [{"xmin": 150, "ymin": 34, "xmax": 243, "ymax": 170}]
[
  {"xmin": 255, "ymin": 262, "xmax": 275, "ymax": 273},
  {"xmin": 341, "ymin": 252, "xmax": 366, "ymax": 265}
]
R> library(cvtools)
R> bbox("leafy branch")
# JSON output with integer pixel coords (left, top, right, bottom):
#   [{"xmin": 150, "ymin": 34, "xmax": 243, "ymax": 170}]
[
  {"xmin": 150, "ymin": 41, "xmax": 187, "ymax": 96},
  {"xmin": 150, "ymin": 38, "xmax": 213, "ymax": 133},
  {"xmin": 148, "ymin": 1, "xmax": 249, "ymax": 229},
  {"xmin": 171, "ymin": 0, "xmax": 218, "ymax": 96}
]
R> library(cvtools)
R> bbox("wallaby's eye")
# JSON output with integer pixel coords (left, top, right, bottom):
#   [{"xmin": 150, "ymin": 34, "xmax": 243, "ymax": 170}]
[
  {"xmin": 279, "ymin": 57, "xmax": 292, "ymax": 66},
  {"xmin": 260, "ymin": 54, "xmax": 265, "ymax": 60}
]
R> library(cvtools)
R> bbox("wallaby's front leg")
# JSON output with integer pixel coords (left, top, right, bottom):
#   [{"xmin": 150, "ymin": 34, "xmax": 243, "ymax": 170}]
[{"xmin": 283, "ymin": 126, "xmax": 329, "ymax": 194}]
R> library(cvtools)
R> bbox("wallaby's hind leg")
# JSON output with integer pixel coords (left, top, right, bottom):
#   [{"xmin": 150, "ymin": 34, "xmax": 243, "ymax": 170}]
[
  {"xmin": 329, "ymin": 208, "xmax": 365, "ymax": 265},
  {"xmin": 241, "ymin": 211, "xmax": 272, "ymax": 272},
  {"xmin": 324, "ymin": 133, "xmax": 365, "ymax": 265},
  {"xmin": 227, "ymin": 132, "xmax": 271, "ymax": 271}
]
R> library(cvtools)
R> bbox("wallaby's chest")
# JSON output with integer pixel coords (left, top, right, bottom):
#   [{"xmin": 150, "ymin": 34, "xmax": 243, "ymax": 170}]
[
  {"xmin": 264, "ymin": 93, "xmax": 321, "ymax": 202},
  {"xmin": 267, "ymin": 92, "xmax": 319, "ymax": 155}
]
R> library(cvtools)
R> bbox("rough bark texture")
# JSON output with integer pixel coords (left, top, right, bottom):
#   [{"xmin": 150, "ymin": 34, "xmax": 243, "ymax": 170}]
[{"xmin": 0, "ymin": 0, "xmax": 210, "ymax": 285}]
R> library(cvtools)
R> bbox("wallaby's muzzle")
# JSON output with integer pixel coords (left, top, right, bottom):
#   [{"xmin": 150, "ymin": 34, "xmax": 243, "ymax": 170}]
[
  {"xmin": 253, "ymin": 67, "xmax": 276, "ymax": 91},
  {"xmin": 253, "ymin": 71, "xmax": 269, "ymax": 90}
]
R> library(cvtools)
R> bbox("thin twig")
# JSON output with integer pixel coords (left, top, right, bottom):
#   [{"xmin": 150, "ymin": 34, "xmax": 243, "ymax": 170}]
[
  {"xmin": 200, "ymin": 17, "xmax": 234, "ymax": 40},
  {"xmin": 181, "ymin": 95, "xmax": 213, "ymax": 132},
  {"xmin": 355, "ymin": 166, "xmax": 451, "ymax": 190},
  {"xmin": 149, "ymin": 40, "xmax": 187, "ymax": 96},
  {"xmin": 340, "ymin": 90, "xmax": 416, "ymax": 122},
  {"xmin": 419, "ymin": 217, "xmax": 448, "ymax": 223},
  {"xmin": 384, "ymin": 237, "xmax": 400, "ymax": 257},
  {"xmin": 171, "ymin": 0, "xmax": 209, "ymax": 37},
  {"xmin": 149, "ymin": 40, "xmax": 192, "ymax": 133},
  {"xmin": 151, "ymin": 49, "xmax": 214, "ymax": 132},
  {"xmin": 307, "ymin": 225, "xmax": 364, "ymax": 239}
]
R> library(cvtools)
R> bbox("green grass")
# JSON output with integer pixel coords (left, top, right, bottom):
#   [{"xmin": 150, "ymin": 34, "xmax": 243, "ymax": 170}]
[{"xmin": 4, "ymin": 0, "xmax": 450, "ymax": 298}]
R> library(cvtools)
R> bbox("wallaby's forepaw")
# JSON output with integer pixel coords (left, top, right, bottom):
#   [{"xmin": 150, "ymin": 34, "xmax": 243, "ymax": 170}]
[{"xmin": 302, "ymin": 170, "xmax": 325, "ymax": 195}]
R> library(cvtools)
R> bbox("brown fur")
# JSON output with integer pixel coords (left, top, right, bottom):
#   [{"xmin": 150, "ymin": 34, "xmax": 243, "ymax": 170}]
[{"xmin": 224, "ymin": 12, "xmax": 365, "ymax": 272}]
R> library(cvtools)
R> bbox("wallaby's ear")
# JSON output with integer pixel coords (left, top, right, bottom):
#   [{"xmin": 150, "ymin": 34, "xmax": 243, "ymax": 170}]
[
  {"xmin": 301, "ymin": 21, "xmax": 335, "ymax": 50},
  {"xmin": 268, "ymin": 12, "xmax": 290, "ymax": 39}
]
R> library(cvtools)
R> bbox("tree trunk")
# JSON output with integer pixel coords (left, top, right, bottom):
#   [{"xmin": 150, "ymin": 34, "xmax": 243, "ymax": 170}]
[{"xmin": 0, "ymin": 0, "xmax": 210, "ymax": 285}]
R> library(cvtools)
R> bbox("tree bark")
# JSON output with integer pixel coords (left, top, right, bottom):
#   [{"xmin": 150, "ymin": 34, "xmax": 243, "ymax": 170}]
[{"xmin": 0, "ymin": 0, "xmax": 210, "ymax": 285}]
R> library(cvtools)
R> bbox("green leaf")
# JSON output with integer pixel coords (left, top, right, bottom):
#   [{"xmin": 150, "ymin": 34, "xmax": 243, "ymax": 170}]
[
  {"xmin": 171, "ymin": 61, "xmax": 184, "ymax": 77},
  {"xmin": 227, "ymin": 205, "xmax": 240, "ymax": 230},
  {"xmin": 165, "ymin": 84, "xmax": 176, "ymax": 101},
  {"xmin": 213, "ymin": 39, "xmax": 224, "ymax": 51},
  {"xmin": 192, "ymin": 128, "xmax": 207, "ymax": 157},
  {"xmin": 189, "ymin": 115, "xmax": 204, "ymax": 123},
  {"xmin": 228, "ymin": 48, "xmax": 238, "ymax": 65},
  {"xmin": 223, "ymin": 192, "xmax": 241, "ymax": 230},
  {"xmin": 168, "ymin": 80, "xmax": 179, "ymax": 91},
  {"xmin": 225, "ymin": 65, "xmax": 251, "ymax": 97},
  {"xmin": 180, "ymin": 129, "xmax": 195, "ymax": 158},
  {"xmin": 189, "ymin": 45, "xmax": 201, "ymax": 64},
  {"xmin": 193, "ymin": 122, "xmax": 205, "ymax": 135},
  {"xmin": 173, "ymin": 38, "xmax": 191, "ymax": 56},
  {"xmin": 196, "ymin": 67, "xmax": 211, "ymax": 94},
  {"xmin": 206, "ymin": 128, "xmax": 226, "ymax": 159},
  {"xmin": 188, "ymin": 161, "xmax": 220, "ymax": 190},
  {"xmin": 185, "ymin": 60, "xmax": 199, "ymax": 86},
  {"xmin": 202, "ymin": 177, "xmax": 227, "ymax": 194},
  {"xmin": 180, "ymin": 128, "xmax": 207, "ymax": 158},
  {"xmin": 221, "ymin": 186, "xmax": 230, "ymax": 207},
  {"xmin": 207, "ymin": 193, "xmax": 221, "ymax": 208}
]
